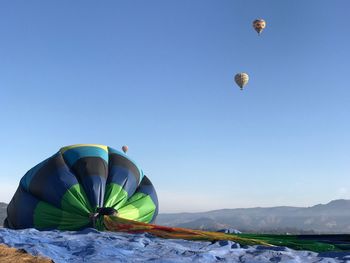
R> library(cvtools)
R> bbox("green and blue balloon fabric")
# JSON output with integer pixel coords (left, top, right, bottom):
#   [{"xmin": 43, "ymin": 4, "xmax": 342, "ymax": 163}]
[{"xmin": 4, "ymin": 144, "xmax": 158, "ymax": 231}]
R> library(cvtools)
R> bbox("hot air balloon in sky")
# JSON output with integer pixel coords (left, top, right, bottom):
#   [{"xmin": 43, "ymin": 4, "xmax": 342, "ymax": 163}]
[
  {"xmin": 4, "ymin": 144, "xmax": 158, "ymax": 230},
  {"xmin": 253, "ymin": 19, "xmax": 266, "ymax": 35},
  {"xmin": 234, "ymin": 73, "xmax": 249, "ymax": 90},
  {"xmin": 122, "ymin": 145, "xmax": 128, "ymax": 154}
]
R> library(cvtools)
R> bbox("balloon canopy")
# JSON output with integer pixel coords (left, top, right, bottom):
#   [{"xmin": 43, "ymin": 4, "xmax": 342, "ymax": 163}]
[
  {"xmin": 253, "ymin": 19, "xmax": 266, "ymax": 35},
  {"xmin": 234, "ymin": 73, "xmax": 249, "ymax": 90},
  {"xmin": 4, "ymin": 144, "xmax": 158, "ymax": 230},
  {"xmin": 122, "ymin": 145, "xmax": 128, "ymax": 154}
]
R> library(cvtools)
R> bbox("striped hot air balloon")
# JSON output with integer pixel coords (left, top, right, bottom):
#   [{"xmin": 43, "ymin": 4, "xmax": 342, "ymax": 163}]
[
  {"xmin": 4, "ymin": 144, "xmax": 158, "ymax": 230},
  {"xmin": 234, "ymin": 73, "xmax": 249, "ymax": 90}
]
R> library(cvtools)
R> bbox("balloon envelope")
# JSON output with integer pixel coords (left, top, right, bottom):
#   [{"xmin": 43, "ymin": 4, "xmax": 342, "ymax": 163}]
[
  {"xmin": 122, "ymin": 145, "xmax": 128, "ymax": 153},
  {"xmin": 4, "ymin": 144, "xmax": 158, "ymax": 230},
  {"xmin": 234, "ymin": 73, "xmax": 249, "ymax": 90},
  {"xmin": 253, "ymin": 19, "xmax": 266, "ymax": 35}
]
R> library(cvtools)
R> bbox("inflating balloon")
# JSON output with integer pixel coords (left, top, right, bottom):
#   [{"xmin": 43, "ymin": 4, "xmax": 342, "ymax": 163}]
[
  {"xmin": 234, "ymin": 73, "xmax": 249, "ymax": 90},
  {"xmin": 4, "ymin": 144, "xmax": 158, "ymax": 230},
  {"xmin": 253, "ymin": 19, "xmax": 266, "ymax": 35},
  {"xmin": 122, "ymin": 145, "xmax": 128, "ymax": 154}
]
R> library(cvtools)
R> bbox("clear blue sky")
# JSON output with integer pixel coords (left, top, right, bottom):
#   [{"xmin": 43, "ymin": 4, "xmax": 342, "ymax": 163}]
[{"xmin": 1, "ymin": 1, "xmax": 349, "ymax": 212}]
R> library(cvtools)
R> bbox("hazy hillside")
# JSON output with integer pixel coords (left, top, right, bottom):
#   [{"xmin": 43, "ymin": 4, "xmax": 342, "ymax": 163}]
[
  {"xmin": 0, "ymin": 202, "xmax": 7, "ymax": 226},
  {"xmin": 156, "ymin": 199, "xmax": 350, "ymax": 234}
]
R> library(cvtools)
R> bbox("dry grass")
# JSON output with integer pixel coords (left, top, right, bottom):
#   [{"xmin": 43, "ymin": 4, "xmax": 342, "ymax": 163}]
[{"xmin": 0, "ymin": 244, "xmax": 53, "ymax": 263}]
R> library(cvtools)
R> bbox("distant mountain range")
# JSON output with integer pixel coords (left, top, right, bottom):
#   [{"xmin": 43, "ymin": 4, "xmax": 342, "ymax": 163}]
[
  {"xmin": 2, "ymin": 200, "xmax": 350, "ymax": 234},
  {"xmin": 156, "ymin": 199, "xmax": 350, "ymax": 234}
]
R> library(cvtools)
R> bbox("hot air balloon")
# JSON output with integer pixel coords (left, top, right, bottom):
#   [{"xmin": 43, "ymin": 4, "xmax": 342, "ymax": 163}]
[
  {"xmin": 253, "ymin": 19, "xmax": 266, "ymax": 35},
  {"xmin": 234, "ymin": 73, "xmax": 249, "ymax": 90},
  {"xmin": 4, "ymin": 144, "xmax": 158, "ymax": 230},
  {"xmin": 122, "ymin": 145, "xmax": 128, "ymax": 154}
]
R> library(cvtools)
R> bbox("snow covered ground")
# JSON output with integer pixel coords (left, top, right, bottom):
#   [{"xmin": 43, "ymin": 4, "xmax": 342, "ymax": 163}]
[{"xmin": 0, "ymin": 228, "xmax": 349, "ymax": 262}]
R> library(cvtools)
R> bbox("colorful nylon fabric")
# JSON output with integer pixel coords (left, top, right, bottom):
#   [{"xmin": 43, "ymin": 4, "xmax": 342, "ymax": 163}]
[
  {"xmin": 4, "ymin": 144, "xmax": 158, "ymax": 230},
  {"xmin": 104, "ymin": 216, "xmax": 272, "ymax": 247},
  {"xmin": 238, "ymin": 234, "xmax": 350, "ymax": 252},
  {"xmin": 104, "ymin": 216, "xmax": 350, "ymax": 252}
]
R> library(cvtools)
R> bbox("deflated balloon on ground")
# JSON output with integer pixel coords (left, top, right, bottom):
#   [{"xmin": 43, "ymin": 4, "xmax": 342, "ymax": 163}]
[{"xmin": 4, "ymin": 144, "xmax": 159, "ymax": 230}]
